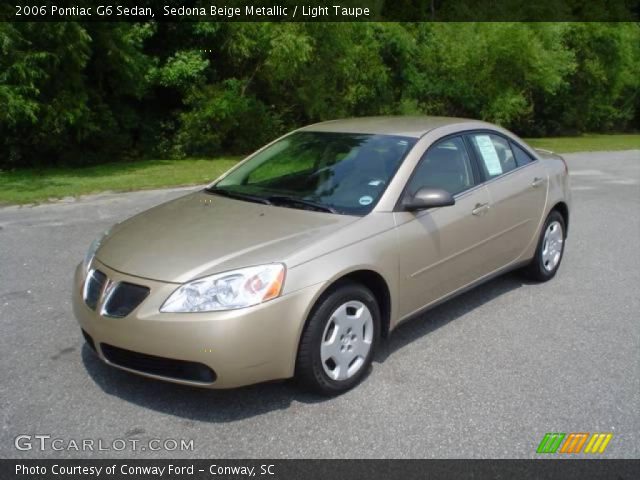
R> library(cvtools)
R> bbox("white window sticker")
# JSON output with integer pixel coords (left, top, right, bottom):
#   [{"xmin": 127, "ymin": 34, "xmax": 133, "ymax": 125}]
[
  {"xmin": 474, "ymin": 135, "xmax": 502, "ymax": 176},
  {"xmin": 359, "ymin": 195, "xmax": 373, "ymax": 206}
]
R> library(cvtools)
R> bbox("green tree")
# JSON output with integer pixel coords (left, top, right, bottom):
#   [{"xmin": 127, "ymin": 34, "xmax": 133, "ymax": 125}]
[
  {"xmin": 1, "ymin": 22, "xmax": 638, "ymax": 169},
  {"xmin": 538, "ymin": 23, "xmax": 640, "ymax": 134},
  {"xmin": 0, "ymin": 22, "xmax": 153, "ymax": 167}
]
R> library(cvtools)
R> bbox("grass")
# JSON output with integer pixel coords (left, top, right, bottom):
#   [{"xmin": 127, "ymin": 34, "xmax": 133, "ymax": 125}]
[
  {"xmin": 0, "ymin": 157, "xmax": 239, "ymax": 206},
  {"xmin": 1, "ymin": 134, "xmax": 638, "ymax": 206},
  {"xmin": 525, "ymin": 133, "xmax": 640, "ymax": 153}
]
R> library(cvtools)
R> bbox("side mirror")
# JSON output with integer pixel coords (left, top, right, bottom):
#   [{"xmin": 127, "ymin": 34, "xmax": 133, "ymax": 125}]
[{"xmin": 403, "ymin": 187, "xmax": 455, "ymax": 211}]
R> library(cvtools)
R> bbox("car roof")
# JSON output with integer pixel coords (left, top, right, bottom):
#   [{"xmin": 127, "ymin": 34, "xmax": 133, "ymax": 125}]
[{"xmin": 299, "ymin": 116, "xmax": 491, "ymax": 138}]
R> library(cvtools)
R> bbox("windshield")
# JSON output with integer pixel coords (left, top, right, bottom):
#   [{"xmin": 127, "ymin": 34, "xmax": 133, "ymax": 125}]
[{"xmin": 209, "ymin": 132, "xmax": 416, "ymax": 215}]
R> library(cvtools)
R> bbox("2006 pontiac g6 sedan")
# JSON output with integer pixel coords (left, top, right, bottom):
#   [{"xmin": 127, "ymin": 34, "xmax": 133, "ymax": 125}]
[{"xmin": 74, "ymin": 116, "xmax": 570, "ymax": 394}]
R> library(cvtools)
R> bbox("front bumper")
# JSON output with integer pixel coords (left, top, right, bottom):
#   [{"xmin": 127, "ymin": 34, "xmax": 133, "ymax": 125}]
[{"xmin": 72, "ymin": 261, "xmax": 322, "ymax": 388}]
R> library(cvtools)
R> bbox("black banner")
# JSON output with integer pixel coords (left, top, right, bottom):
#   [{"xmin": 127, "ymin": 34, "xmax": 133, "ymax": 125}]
[
  {"xmin": 2, "ymin": 0, "xmax": 640, "ymax": 22},
  {"xmin": 2, "ymin": 459, "xmax": 640, "ymax": 480}
]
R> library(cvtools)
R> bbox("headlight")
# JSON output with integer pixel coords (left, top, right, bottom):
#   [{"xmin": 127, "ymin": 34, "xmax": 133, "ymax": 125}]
[
  {"xmin": 83, "ymin": 228, "xmax": 111, "ymax": 272},
  {"xmin": 160, "ymin": 264, "xmax": 286, "ymax": 313}
]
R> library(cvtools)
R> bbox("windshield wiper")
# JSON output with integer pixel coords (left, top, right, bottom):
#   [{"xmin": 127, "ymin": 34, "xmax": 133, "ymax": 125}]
[
  {"xmin": 206, "ymin": 188, "xmax": 337, "ymax": 213},
  {"xmin": 268, "ymin": 195, "xmax": 337, "ymax": 214},
  {"xmin": 206, "ymin": 187, "xmax": 272, "ymax": 205}
]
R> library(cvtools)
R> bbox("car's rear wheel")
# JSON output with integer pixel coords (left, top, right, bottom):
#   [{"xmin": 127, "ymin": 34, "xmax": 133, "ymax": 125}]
[
  {"xmin": 523, "ymin": 210, "xmax": 566, "ymax": 281},
  {"xmin": 295, "ymin": 282, "xmax": 380, "ymax": 395}
]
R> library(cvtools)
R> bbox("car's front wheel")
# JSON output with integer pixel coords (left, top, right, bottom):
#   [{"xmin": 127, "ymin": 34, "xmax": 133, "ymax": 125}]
[
  {"xmin": 523, "ymin": 210, "xmax": 566, "ymax": 281},
  {"xmin": 295, "ymin": 282, "xmax": 380, "ymax": 395}
]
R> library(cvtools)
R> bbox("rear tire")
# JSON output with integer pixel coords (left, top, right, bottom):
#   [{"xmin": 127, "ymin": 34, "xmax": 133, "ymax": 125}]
[
  {"xmin": 522, "ymin": 210, "xmax": 566, "ymax": 282},
  {"xmin": 295, "ymin": 282, "xmax": 380, "ymax": 395}
]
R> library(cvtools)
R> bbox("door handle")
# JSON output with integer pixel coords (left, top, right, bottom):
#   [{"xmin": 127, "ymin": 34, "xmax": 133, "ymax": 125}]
[
  {"xmin": 531, "ymin": 177, "xmax": 544, "ymax": 188},
  {"xmin": 472, "ymin": 203, "xmax": 490, "ymax": 216}
]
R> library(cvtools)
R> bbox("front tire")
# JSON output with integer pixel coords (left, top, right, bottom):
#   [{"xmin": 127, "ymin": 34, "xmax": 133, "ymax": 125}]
[
  {"xmin": 295, "ymin": 282, "xmax": 380, "ymax": 395},
  {"xmin": 523, "ymin": 210, "xmax": 566, "ymax": 282}
]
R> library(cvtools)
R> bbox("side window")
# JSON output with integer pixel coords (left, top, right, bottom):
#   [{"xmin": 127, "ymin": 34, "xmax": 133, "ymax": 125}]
[
  {"xmin": 511, "ymin": 142, "xmax": 535, "ymax": 167},
  {"xmin": 406, "ymin": 136, "xmax": 476, "ymax": 196},
  {"xmin": 469, "ymin": 133, "xmax": 516, "ymax": 179}
]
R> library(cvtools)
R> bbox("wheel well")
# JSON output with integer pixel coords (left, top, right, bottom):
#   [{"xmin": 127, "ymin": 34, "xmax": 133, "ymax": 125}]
[
  {"xmin": 335, "ymin": 270, "xmax": 392, "ymax": 338},
  {"xmin": 551, "ymin": 202, "xmax": 569, "ymax": 237}
]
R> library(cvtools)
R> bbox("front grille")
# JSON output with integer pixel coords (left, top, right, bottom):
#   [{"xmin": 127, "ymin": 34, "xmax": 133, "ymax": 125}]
[
  {"xmin": 102, "ymin": 282, "xmax": 150, "ymax": 318},
  {"xmin": 84, "ymin": 270, "xmax": 107, "ymax": 310},
  {"xmin": 100, "ymin": 344, "xmax": 217, "ymax": 383}
]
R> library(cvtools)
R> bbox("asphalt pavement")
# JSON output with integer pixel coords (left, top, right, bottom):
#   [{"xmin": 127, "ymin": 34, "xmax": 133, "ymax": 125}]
[{"xmin": 1, "ymin": 150, "xmax": 638, "ymax": 459}]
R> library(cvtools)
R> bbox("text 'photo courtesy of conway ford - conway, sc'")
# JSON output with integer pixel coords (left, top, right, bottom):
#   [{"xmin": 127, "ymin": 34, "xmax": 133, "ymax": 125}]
[{"xmin": 74, "ymin": 116, "xmax": 571, "ymax": 395}]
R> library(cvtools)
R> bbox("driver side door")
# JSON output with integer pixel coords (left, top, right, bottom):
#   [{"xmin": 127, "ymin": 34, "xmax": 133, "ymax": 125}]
[{"xmin": 393, "ymin": 135, "xmax": 495, "ymax": 319}]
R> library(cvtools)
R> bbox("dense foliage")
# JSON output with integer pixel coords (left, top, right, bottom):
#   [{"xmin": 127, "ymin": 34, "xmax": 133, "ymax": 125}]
[{"xmin": 1, "ymin": 22, "xmax": 638, "ymax": 168}]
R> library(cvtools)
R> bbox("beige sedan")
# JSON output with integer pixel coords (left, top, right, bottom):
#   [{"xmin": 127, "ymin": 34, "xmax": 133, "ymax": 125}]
[{"xmin": 73, "ymin": 116, "xmax": 570, "ymax": 394}]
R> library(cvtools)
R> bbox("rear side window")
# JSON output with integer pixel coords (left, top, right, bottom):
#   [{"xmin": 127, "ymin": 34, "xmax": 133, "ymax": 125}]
[
  {"xmin": 511, "ymin": 142, "xmax": 535, "ymax": 167},
  {"xmin": 468, "ymin": 133, "xmax": 516, "ymax": 179},
  {"xmin": 406, "ymin": 136, "xmax": 476, "ymax": 196}
]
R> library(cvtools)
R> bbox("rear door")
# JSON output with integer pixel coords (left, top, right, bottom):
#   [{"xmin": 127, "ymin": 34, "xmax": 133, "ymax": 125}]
[
  {"xmin": 465, "ymin": 132, "xmax": 548, "ymax": 271},
  {"xmin": 393, "ymin": 136, "xmax": 495, "ymax": 319}
]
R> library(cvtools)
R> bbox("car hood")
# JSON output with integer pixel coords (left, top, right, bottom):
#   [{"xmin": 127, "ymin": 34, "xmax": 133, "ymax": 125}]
[{"xmin": 96, "ymin": 191, "xmax": 358, "ymax": 283}]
